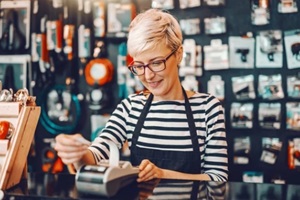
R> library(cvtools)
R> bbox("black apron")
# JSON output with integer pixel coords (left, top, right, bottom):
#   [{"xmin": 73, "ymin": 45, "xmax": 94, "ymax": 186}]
[{"xmin": 130, "ymin": 88, "xmax": 201, "ymax": 174}]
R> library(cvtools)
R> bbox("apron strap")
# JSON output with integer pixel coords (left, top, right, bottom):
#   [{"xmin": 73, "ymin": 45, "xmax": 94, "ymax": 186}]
[
  {"xmin": 182, "ymin": 87, "xmax": 200, "ymax": 158},
  {"xmin": 131, "ymin": 93, "xmax": 153, "ymax": 150},
  {"xmin": 190, "ymin": 181, "xmax": 200, "ymax": 200}
]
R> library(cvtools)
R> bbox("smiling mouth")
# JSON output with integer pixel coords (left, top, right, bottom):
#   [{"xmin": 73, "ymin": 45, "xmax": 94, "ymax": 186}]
[{"xmin": 148, "ymin": 80, "xmax": 161, "ymax": 88}]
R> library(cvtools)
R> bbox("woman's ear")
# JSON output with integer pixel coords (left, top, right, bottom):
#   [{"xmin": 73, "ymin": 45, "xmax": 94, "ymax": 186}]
[{"xmin": 176, "ymin": 46, "xmax": 183, "ymax": 65}]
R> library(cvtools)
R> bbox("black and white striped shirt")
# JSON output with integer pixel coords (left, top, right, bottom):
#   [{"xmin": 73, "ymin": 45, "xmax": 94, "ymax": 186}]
[
  {"xmin": 89, "ymin": 92, "xmax": 228, "ymax": 181},
  {"xmin": 146, "ymin": 180, "xmax": 226, "ymax": 199}
]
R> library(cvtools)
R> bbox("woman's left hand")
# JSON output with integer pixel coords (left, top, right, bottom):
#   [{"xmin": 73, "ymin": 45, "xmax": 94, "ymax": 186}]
[
  {"xmin": 137, "ymin": 159, "xmax": 163, "ymax": 182},
  {"xmin": 138, "ymin": 178, "xmax": 161, "ymax": 199}
]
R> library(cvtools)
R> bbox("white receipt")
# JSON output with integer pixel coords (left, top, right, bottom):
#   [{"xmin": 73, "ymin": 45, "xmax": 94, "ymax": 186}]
[{"xmin": 105, "ymin": 140, "xmax": 119, "ymax": 167}]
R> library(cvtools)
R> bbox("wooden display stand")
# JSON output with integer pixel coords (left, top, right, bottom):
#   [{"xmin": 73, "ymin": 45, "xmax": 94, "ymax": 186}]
[{"xmin": 0, "ymin": 102, "xmax": 40, "ymax": 190}]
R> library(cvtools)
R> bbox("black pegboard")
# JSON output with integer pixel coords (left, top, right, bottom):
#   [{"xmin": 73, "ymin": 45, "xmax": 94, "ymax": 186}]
[
  {"xmin": 128, "ymin": 0, "xmax": 300, "ymax": 183},
  {"xmin": 160, "ymin": 0, "xmax": 300, "ymax": 183}
]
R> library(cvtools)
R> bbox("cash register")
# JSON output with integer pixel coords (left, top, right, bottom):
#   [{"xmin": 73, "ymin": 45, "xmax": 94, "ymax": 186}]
[{"xmin": 75, "ymin": 140, "xmax": 139, "ymax": 197}]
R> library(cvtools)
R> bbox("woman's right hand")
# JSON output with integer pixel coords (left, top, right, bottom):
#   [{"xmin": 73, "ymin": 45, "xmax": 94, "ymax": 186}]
[{"xmin": 54, "ymin": 133, "xmax": 90, "ymax": 165}]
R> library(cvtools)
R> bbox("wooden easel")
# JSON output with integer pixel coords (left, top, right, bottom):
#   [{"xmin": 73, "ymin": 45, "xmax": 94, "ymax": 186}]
[{"xmin": 0, "ymin": 102, "xmax": 40, "ymax": 190}]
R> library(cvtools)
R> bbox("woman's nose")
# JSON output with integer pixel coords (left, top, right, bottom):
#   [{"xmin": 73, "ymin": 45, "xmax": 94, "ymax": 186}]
[{"xmin": 144, "ymin": 67, "xmax": 155, "ymax": 79}]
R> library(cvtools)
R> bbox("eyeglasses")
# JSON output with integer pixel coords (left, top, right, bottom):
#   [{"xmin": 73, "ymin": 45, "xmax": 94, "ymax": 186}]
[{"xmin": 128, "ymin": 48, "xmax": 177, "ymax": 76}]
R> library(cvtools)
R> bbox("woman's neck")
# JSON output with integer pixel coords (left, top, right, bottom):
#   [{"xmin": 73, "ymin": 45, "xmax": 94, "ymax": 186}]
[{"xmin": 153, "ymin": 86, "xmax": 186, "ymax": 101}]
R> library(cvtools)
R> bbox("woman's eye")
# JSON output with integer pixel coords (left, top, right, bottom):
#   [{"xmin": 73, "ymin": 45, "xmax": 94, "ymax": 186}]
[
  {"xmin": 151, "ymin": 60, "xmax": 163, "ymax": 66},
  {"xmin": 134, "ymin": 65, "xmax": 144, "ymax": 70}
]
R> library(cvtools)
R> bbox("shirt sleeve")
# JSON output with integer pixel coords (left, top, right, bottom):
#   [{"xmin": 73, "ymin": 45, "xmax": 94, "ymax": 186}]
[
  {"xmin": 203, "ymin": 95, "xmax": 228, "ymax": 181},
  {"xmin": 88, "ymin": 98, "xmax": 131, "ymax": 164}
]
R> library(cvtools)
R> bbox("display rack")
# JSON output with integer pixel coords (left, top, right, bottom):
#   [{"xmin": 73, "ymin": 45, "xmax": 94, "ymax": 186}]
[{"xmin": 0, "ymin": 102, "xmax": 40, "ymax": 190}]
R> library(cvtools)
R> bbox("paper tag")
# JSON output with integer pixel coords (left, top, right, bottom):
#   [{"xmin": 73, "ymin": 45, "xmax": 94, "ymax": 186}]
[
  {"xmin": 0, "ymin": 103, "xmax": 20, "ymax": 117},
  {"xmin": 0, "ymin": 140, "xmax": 9, "ymax": 155}
]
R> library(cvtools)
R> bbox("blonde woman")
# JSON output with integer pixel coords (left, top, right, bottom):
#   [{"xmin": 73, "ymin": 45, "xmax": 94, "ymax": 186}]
[{"xmin": 55, "ymin": 9, "xmax": 228, "ymax": 182}]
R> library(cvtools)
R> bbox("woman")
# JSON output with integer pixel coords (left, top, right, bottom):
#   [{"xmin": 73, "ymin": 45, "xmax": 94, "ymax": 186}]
[{"xmin": 54, "ymin": 8, "xmax": 228, "ymax": 182}]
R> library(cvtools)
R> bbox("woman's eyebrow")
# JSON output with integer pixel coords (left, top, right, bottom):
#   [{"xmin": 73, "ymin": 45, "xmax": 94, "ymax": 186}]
[{"xmin": 134, "ymin": 56, "xmax": 165, "ymax": 63}]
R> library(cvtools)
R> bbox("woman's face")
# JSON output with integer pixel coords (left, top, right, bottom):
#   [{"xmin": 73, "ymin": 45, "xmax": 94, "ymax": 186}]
[{"xmin": 132, "ymin": 45, "xmax": 182, "ymax": 100}]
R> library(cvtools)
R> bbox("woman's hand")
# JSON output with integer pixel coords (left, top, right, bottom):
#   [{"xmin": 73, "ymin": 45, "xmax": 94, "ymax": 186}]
[
  {"xmin": 54, "ymin": 133, "xmax": 90, "ymax": 165},
  {"xmin": 138, "ymin": 178, "xmax": 161, "ymax": 200},
  {"xmin": 137, "ymin": 159, "xmax": 163, "ymax": 182}
]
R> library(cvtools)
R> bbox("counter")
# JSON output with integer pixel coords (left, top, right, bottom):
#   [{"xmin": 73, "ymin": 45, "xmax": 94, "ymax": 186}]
[{"xmin": 2, "ymin": 173, "xmax": 300, "ymax": 199}]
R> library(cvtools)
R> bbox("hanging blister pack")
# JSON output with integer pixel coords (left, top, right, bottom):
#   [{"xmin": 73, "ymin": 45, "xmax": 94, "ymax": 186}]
[
  {"xmin": 234, "ymin": 136, "xmax": 251, "ymax": 165},
  {"xmin": 181, "ymin": 75, "xmax": 199, "ymax": 92},
  {"xmin": 260, "ymin": 137, "xmax": 282, "ymax": 165},
  {"xmin": 258, "ymin": 74, "xmax": 284, "ymax": 100},
  {"xmin": 256, "ymin": 30, "xmax": 283, "ymax": 68},
  {"xmin": 203, "ymin": 0, "xmax": 225, "ymax": 6},
  {"xmin": 231, "ymin": 75, "xmax": 256, "ymax": 100},
  {"xmin": 46, "ymin": 0, "xmax": 63, "ymax": 54},
  {"xmin": 180, "ymin": 18, "xmax": 201, "ymax": 35},
  {"xmin": 93, "ymin": 0, "xmax": 105, "ymax": 38},
  {"xmin": 207, "ymin": 75, "xmax": 224, "ymax": 101},
  {"xmin": 278, "ymin": 0, "xmax": 298, "ymax": 13},
  {"xmin": 151, "ymin": 0, "xmax": 174, "ymax": 9},
  {"xmin": 204, "ymin": 39, "xmax": 229, "ymax": 70},
  {"xmin": 287, "ymin": 75, "xmax": 300, "ymax": 98},
  {"xmin": 0, "ymin": 1, "xmax": 31, "ymax": 53},
  {"xmin": 251, "ymin": 0, "xmax": 270, "ymax": 26},
  {"xmin": 288, "ymin": 138, "xmax": 300, "ymax": 170},
  {"xmin": 107, "ymin": 2, "xmax": 135, "ymax": 38},
  {"xmin": 0, "ymin": 55, "xmax": 31, "ymax": 93},
  {"xmin": 204, "ymin": 16, "xmax": 226, "ymax": 35},
  {"xmin": 230, "ymin": 102, "xmax": 254, "ymax": 129},
  {"xmin": 286, "ymin": 102, "xmax": 300, "ymax": 130},
  {"xmin": 37, "ymin": 16, "xmax": 51, "ymax": 76},
  {"xmin": 180, "ymin": 39, "xmax": 200, "ymax": 91},
  {"xmin": 242, "ymin": 171, "xmax": 263, "ymax": 183},
  {"xmin": 195, "ymin": 45, "xmax": 202, "ymax": 76},
  {"xmin": 179, "ymin": 0, "xmax": 201, "ymax": 9},
  {"xmin": 78, "ymin": 0, "xmax": 92, "ymax": 59},
  {"xmin": 180, "ymin": 39, "xmax": 196, "ymax": 75},
  {"xmin": 229, "ymin": 34, "xmax": 255, "ymax": 69},
  {"xmin": 284, "ymin": 29, "xmax": 300, "ymax": 69},
  {"xmin": 258, "ymin": 103, "xmax": 281, "ymax": 129}
]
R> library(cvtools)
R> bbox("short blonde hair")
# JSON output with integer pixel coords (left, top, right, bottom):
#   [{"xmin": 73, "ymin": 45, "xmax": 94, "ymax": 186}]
[{"xmin": 127, "ymin": 9, "xmax": 182, "ymax": 57}]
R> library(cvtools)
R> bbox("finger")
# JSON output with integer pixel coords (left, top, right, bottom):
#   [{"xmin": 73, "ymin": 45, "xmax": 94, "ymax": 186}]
[
  {"xmin": 54, "ymin": 141, "xmax": 88, "ymax": 152},
  {"xmin": 137, "ymin": 174, "xmax": 156, "ymax": 182},
  {"xmin": 54, "ymin": 134, "xmax": 88, "ymax": 150},
  {"xmin": 138, "ymin": 170, "xmax": 156, "ymax": 182},
  {"xmin": 55, "ymin": 134, "xmax": 73, "ymax": 147},
  {"xmin": 72, "ymin": 134, "xmax": 91, "ymax": 146},
  {"xmin": 138, "ymin": 159, "xmax": 150, "ymax": 170},
  {"xmin": 55, "ymin": 133, "xmax": 82, "ymax": 146},
  {"xmin": 138, "ymin": 165, "xmax": 153, "ymax": 180},
  {"xmin": 57, "ymin": 149, "xmax": 87, "ymax": 159},
  {"xmin": 57, "ymin": 149, "xmax": 88, "ymax": 164},
  {"xmin": 61, "ymin": 157, "xmax": 80, "ymax": 165}
]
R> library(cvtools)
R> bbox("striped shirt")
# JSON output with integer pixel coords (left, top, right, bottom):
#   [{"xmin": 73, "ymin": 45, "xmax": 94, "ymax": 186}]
[
  {"xmin": 89, "ymin": 92, "xmax": 228, "ymax": 181},
  {"xmin": 147, "ymin": 180, "xmax": 226, "ymax": 199}
]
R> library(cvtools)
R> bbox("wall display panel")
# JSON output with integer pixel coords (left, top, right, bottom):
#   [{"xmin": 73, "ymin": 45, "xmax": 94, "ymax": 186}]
[
  {"xmin": 1, "ymin": 0, "xmax": 298, "ymax": 183},
  {"xmin": 158, "ymin": 0, "xmax": 300, "ymax": 184},
  {"xmin": 0, "ymin": 0, "xmax": 31, "ymax": 52},
  {"xmin": 0, "ymin": 55, "xmax": 31, "ymax": 93}
]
